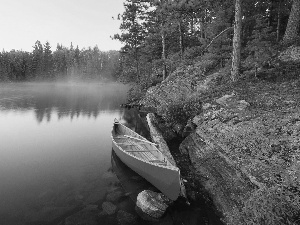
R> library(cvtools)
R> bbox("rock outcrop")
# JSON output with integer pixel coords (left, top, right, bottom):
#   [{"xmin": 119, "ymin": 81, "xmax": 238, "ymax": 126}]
[
  {"xmin": 141, "ymin": 67, "xmax": 227, "ymax": 111},
  {"xmin": 181, "ymin": 80, "xmax": 300, "ymax": 220},
  {"xmin": 141, "ymin": 53, "xmax": 300, "ymax": 223}
]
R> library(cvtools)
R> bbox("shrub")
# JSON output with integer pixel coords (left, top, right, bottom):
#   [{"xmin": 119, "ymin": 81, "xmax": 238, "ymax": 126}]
[
  {"xmin": 182, "ymin": 46, "xmax": 205, "ymax": 64},
  {"xmin": 127, "ymin": 84, "xmax": 145, "ymax": 103},
  {"xmin": 158, "ymin": 95, "xmax": 202, "ymax": 128}
]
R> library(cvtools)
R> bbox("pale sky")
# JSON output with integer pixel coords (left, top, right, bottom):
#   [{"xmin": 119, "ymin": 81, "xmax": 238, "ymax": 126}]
[{"xmin": 0, "ymin": 0, "xmax": 125, "ymax": 52}]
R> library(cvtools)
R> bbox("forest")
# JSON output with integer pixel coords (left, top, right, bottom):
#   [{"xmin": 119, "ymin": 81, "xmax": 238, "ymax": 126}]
[
  {"xmin": 114, "ymin": 0, "xmax": 299, "ymax": 96},
  {"xmin": 0, "ymin": 41, "xmax": 121, "ymax": 81}
]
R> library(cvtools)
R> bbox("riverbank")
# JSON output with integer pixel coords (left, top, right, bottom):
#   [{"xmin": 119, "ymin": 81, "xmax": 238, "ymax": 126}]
[{"xmin": 140, "ymin": 46, "xmax": 300, "ymax": 224}]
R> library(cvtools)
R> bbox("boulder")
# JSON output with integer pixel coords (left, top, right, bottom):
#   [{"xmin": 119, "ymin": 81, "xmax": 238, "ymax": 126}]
[
  {"xmin": 215, "ymin": 92, "xmax": 250, "ymax": 111},
  {"xmin": 136, "ymin": 190, "xmax": 173, "ymax": 218}
]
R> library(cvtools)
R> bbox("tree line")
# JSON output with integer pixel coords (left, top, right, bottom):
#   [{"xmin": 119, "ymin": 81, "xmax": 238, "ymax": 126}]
[
  {"xmin": 0, "ymin": 41, "xmax": 121, "ymax": 81},
  {"xmin": 114, "ymin": 0, "xmax": 299, "ymax": 85}
]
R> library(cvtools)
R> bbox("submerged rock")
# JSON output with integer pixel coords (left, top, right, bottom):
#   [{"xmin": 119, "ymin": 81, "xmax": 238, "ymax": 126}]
[
  {"xmin": 101, "ymin": 171, "xmax": 116, "ymax": 179},
  {"xmin": 136, "ymin": 190, "xmax": 173, "ymax": 218},
  {"xmin": 106, "ymin": 190, "xmax": 123, "ymax": 202},
  {"xmin": 102, "ymin": 201, "xmax": 117, "ymax": 215},
  {"xmin": 117, "ymin": 210, "xmax": 138, "ymax": 225}
]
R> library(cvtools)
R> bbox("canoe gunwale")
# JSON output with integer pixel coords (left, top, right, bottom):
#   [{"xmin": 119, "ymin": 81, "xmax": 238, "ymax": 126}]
[
  {"xmin": 112, "ymin": 137, "xmax": 179, "ymax": 171},
  {"xmin": 112, "ymin": 121, "xmax": 179, "ymax": 171}
]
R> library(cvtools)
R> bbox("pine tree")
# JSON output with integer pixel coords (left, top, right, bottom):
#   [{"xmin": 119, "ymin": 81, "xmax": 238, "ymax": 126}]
[
  {"xmin": 31, "ymin": 40, "xmax": 44, "ymax": 78},
  {"xmin": 113, "ymin": 0, "xmax": 149, "ymax": 81},
  {"xmin": 43, "ymin": 41, "xmax": 53, "ymax": 78}
]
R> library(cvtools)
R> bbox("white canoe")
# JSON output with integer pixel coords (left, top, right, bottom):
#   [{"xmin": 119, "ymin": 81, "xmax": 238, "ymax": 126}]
[{"xmin": 111, "ymin": 119, "xmax": 182, "ymax": 200}]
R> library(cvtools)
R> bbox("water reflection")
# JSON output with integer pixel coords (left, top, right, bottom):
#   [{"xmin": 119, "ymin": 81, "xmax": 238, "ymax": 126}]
[
  {"xmin": 0, "ymin": 82, "xmax": 139, "ymax": 225},
  {"xmin": 0, "ymin": 82, "xmax": 128, "ymax": 123}
]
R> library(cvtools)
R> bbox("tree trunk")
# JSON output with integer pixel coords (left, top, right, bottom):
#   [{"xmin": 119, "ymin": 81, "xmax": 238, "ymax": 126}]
[
  {"xmin": 178, "ymin": 21, "xmax": 184, "ymax": 59},
  {"xmin": 277, "ymin": 0, "xmax": 282, "ymax": 42},
  {"xmin": 283, "ymin": 0, "xmax": 300, "ymax": 45},
  {"xmin": 190, "ymin": 15, "xmax": 194, "ymax": 34},
  {"xmin": 136, "ymin": 59, "xmax": 140, "ymax": 81},
  {"xmin": 161, "ymin": 29, "xmax": 167, "ymax": 80},
  {"xmin": 135, "ymin": 48, "xmax": 140, "ymax": 81},
  {"xmin": 200, "ymin": 16, "xmax": 205, "ymax": 38},
  {"xmin": 231, "ymin": 0, "xmax": 242, "ymax": 82}
]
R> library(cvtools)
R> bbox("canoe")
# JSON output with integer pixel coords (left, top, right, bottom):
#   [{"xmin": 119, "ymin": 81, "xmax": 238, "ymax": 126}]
[{"xmin": 111, "ymin": 119, "xmax": 182, "ymax": 200}]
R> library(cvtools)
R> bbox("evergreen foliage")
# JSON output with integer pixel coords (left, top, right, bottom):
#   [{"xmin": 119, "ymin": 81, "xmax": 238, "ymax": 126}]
[
  {"xmin": 244, "ymin": 14, "xmax": 278, "ymax": 70},
  {"xmin": 114, "ymin": 0, "xmax": 296, "ymax": 87},
  {"xmin": 0, "ymin": 41, "xmax": 121, "ymax": 81}
]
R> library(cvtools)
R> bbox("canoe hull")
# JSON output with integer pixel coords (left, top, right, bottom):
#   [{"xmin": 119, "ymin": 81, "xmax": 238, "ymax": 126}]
[{"xmin": 112, "ymin": 137, "xmax": 181, "ymax": 200}]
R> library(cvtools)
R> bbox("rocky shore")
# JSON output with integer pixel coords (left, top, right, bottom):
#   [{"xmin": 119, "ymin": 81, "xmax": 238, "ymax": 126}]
[{"xmin": 141, "ymin": 47, "xmax": 300, "ymax": 224}]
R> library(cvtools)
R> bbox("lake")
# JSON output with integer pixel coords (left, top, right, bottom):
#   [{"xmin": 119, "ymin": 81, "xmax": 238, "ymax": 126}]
[
  {"xmin": 0, "ymin": 82, "xmax": 223, "ymax": 225},
  {"xmin": 0, "ymin": 82, "xmax": 144, "ymax": 224}
]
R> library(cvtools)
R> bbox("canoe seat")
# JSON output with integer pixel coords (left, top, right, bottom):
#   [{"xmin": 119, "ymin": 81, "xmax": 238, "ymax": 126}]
[{"xmin": 149, "ymin": 159, "xmax": 165, "ymax": 163}]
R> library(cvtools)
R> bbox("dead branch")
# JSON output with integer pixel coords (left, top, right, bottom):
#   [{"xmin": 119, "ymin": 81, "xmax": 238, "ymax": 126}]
[{"xmin": 204, "ymin": 27, "xmax": 234, "ymax": 51}]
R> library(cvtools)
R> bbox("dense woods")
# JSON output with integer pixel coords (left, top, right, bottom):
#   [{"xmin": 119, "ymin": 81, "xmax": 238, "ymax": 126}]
[
  {"xmin": 0, "ymin": 41, "xmax": 121, "ymax": 81},
  {"xmin": 114, "ymin": 0, "xmax": 300, "ymax": 88}
]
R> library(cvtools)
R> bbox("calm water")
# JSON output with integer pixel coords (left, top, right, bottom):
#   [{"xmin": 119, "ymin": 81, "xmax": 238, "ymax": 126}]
[
  {"xmin": 0, "ymin": 82, "xmax": 139, "ymax": 225},
  {"xmin": 0, "ymin": 82, "xmax": 223, "ymax": 225}
]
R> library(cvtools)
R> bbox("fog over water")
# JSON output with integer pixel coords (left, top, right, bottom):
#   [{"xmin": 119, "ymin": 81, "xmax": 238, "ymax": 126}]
[{"xmin": 0, "ymin": 82, "xmax": 135, "ymax": 224}]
